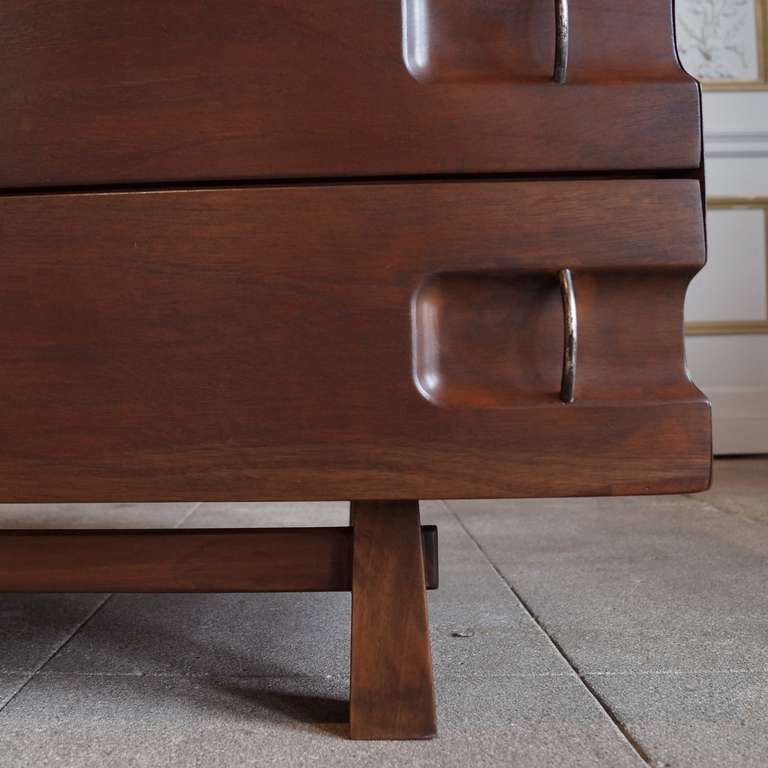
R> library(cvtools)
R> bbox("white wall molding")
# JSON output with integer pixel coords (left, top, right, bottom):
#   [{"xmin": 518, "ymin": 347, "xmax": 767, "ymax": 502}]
[{"xmin": 704, "ymin": 130, "xmax": 768, "ymax": 158}]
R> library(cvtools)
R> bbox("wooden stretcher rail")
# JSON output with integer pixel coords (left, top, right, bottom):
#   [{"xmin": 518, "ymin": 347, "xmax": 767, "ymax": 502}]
[{"xmin": 0, "ymin": 526, "xmax": 439, "ymax": 593}]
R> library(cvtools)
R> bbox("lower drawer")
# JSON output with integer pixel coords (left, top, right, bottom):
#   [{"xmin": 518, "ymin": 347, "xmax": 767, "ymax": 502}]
[{"xmin": 0, "ymin": 180, "xmax": 710, "ymax": 501}]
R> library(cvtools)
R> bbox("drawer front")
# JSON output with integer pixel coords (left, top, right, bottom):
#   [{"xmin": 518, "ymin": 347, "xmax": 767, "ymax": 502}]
[
  {"xmin": 0, "ymin": 180, "xmax": 710, "ymax": 501},
  {"xmin": 1, "ymin": 0, "xmax": 699, "ymax": 187}
]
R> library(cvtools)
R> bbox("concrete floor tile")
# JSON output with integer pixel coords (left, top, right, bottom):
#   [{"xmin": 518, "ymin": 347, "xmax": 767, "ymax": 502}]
[
  {"xmin": 426, "ymin": 507, "xmax": 571, "ymax": 674},
  {"xmin": 0, "ymin": 594, "xmax": 107, "ymax": 673},
  {"xmin": 435, "ymin": 621, "xmax": 567, "ymax": 676},
  {"xmin": 2, "ymin": 672, "xmax": 350, "ymax": 727},
  {"xmin": 181, "ymin": 501, "xmax": 350, "ymax": 528},
  {"xmin": 447, "ymin": 494, "xmax": 768, "ymax": 566},
  {"xmin": 425, "ymin": 506, "xmax": 552, "ymax": 628},
  {"xmin": 694, "ymin": 457, "xmax": 768, "ymax": 524},
  {"xmin": 586, "ymin": 672, "xmax": 768, "ymax": 768},
  {"xmin": 0, "ymin": 673, "xmax": 643, "ymax": 768},
  {"xmin": 452, "ymin": 499, "xmax": 768, "ymax": 673},
  {"xmin": 0, "ymin": 502, "xmax": 198, "ymax": 529},
  {"xmin": 490, "ymin": 559, "xmax": 768, "ymax": 674},
  {"xmin": 42, "ymin": 592, "xmax": 352, "ymax": 678}
]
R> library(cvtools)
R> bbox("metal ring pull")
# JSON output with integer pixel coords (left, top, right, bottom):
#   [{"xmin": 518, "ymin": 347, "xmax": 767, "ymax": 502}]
[
  {"xmin": 558, "ymin": 269, "xmax": 577, "ymax": 403},
  {"xmin": 554, "ymin": 0, "xmax": 569, "ymax": 83}
]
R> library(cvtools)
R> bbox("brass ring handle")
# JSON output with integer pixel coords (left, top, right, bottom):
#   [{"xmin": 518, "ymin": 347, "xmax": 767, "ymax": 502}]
[
  {"xmin": 554, "ymin": 0, "xmax": 569, "ymax": 83},
  {"xmin": 558, "ymin": 269, "xmax": 577, "ymax": 403}
]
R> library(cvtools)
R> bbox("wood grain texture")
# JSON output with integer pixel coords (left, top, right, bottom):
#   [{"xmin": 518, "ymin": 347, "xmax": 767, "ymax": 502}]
[
  {"xmin": 0, "ymin": 180, "xmax": 711, "ymax": 501},
  {"xmin": 350, "ymin": 500, "xmax": 437, "ymax": 740},
  {"xmin": 0, "ymin": 0, "xmax": 699, "ymax": 187},
  {"xmin": 0, "ymin": 526, "xmax": 439, "ymax": 593}
]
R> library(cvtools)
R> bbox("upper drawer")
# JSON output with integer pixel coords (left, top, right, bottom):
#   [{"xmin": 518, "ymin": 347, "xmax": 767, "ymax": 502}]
[{"xmin": 1, "ymin": 0, "xmax": 700, "ymax": 188}]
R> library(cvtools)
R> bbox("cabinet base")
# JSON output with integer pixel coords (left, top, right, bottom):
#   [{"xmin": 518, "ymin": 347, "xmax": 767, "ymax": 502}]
[{"xmin": 0, "ymin": 501, "xmax": 438, "ymax": 740}]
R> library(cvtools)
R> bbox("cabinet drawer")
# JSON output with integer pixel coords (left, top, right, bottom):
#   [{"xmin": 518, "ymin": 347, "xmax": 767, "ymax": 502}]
[
  {"xmin": 1, "ymin": 0, "xmax": 699, "ymax": 187},
  {"xmin": 0, "ymin": 180, "xmax": 710, "ymax": 501}
]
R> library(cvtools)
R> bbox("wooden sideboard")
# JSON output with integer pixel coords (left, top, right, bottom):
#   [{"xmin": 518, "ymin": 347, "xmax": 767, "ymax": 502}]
[{"xmin": 0, "ymin": 0, "xmax": 710, "ymax": 740}]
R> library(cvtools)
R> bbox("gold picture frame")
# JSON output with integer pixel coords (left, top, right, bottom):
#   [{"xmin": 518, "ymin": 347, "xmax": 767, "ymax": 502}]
[
  {"xmin": 695, "ymin": 0, "xmax": 768, "ymax": 90},
  {"xmin": 686, "ymin": 198, "xmax": 768, "ymax": 335}
]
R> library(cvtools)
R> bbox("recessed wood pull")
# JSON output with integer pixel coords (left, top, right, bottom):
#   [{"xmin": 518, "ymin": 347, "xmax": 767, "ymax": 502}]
[
  {"xmin": 559, "ymin": 268, "xmax": 577, "ymax": 403},
  {"xmin": 554, "ymin": 0, "xmax": 569, "ymax": 83}
]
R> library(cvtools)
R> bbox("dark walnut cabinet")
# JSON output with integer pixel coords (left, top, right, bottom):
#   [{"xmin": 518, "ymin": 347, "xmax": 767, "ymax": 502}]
[{"xmin": 0, "ymin": 0, "xmax": 710, "ymax": 740}]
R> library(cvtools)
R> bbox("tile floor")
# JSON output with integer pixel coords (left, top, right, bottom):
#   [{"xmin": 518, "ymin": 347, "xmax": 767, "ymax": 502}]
[{"xmin": 0, "ymin": 458, "xmax": 766, "ymax": 767}]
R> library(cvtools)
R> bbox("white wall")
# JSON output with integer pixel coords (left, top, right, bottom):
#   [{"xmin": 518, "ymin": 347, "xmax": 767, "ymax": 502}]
[{"xmin": 677, "ymin": 2, "xmax": 768, "ymax": 454}]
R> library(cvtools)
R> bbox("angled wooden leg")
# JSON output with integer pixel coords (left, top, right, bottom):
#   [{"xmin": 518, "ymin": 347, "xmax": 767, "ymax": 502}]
[{"xmin": 349, "ymin": 499, "xmax": 437, "ymax": 740}]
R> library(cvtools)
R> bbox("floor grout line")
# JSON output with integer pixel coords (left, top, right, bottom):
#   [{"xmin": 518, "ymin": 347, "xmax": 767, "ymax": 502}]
[
  {"xmin": 174, "ymin": 501, "xmax": 203, "ymax": 529},
  {"xmin": 6, "ymin": 670, "xmax": 579, "ymax": 680},
  {"xmin": 0, "ymin": 675, "xmax": 33, "ymax": 713},
  {"xmin": 5, "ymin": 666, "xmax": 762, "ymax": 679},
  {"xmin": 443, "ymin": 500, "xmax": 653, "ymax": 767}
]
